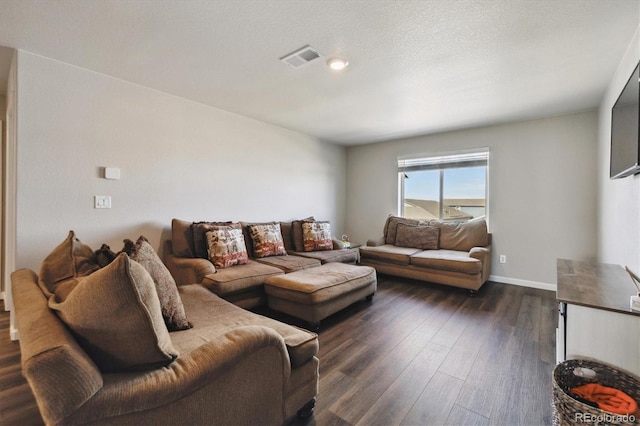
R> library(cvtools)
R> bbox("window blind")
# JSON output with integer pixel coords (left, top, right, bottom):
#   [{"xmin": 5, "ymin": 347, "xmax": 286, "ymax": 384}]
[{"xmin": 398, "ymin": 149, "xmax": 489, "ymax": 172}]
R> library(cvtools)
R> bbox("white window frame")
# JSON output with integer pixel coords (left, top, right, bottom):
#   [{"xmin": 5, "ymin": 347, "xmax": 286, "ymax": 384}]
[{"xmin": 397, "ymin": 148, "xmax": 489, "ymax": 223}]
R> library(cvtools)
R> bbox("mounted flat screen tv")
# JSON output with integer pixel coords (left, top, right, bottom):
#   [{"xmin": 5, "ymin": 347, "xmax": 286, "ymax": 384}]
[{"xmin": 610, "ymin": 62, "xmax": 640, "ymax": 179}]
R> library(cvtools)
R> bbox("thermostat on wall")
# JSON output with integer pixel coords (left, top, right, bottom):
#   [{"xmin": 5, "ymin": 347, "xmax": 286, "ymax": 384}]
[{"xmin": 104, "ymin": 167, "xmax": 120, "ymax": 180}]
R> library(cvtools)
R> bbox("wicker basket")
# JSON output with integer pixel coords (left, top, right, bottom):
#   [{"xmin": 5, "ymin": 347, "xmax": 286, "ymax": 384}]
[{"xmin": 553, "ymin": 359, "xmax": 640, "ymax": 425}]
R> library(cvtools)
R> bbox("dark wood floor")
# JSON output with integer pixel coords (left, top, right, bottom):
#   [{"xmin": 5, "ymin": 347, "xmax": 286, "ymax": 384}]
[{"xmin": 0, "ymin": 277, "xmax": 557, "ymax": 426}]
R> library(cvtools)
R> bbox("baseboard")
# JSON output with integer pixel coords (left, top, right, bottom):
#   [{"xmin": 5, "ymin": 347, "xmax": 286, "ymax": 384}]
[
  {"xmin": 10, "ymin": 327, "xmax": 19, "ymax": 341},
  {"xmin": 489, "ymin": 275, "xmax": 556, "ymax": 292}
]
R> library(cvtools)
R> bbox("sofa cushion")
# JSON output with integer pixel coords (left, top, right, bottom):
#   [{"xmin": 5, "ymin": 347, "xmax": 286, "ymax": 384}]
[
  {"xmin": 171, "ymin": 218, "xmax": 196, "ymax": 258},
  {"xmin": 201, "ymin": 260, "xmax": 283, "ymax": 296},
  {"xmin": 280, "ymin": 221, "xmax": 295, "ymax": 252},
  {"xmin": 302, "ymin": 221, "xmax": 333, "ymax": 252},
  {"xmin": 429, "ymin": 218, "xmax": 489, "ymax": 251},
  {"xmin": 384, "ymin": 216, "xmax": 421, "ymax": 245},
  {"xmin": 359, "ymin": 244, "xmax": 422, "ymax": 266},
  {"xmin": 395, "ymin": 223, "xmax": 440, "ymax": 250},
  {"xmin": 206, "ymin": 226, "xmax": 249, "ymax": 269},
  {"xmin": 172, "ymin": 284, "xmax": 318, "ymax": 368},
  {"xmin": 38, "ymin": 230, "xmax": 100, "ymax": 297},
  {"xmin": 248, "ymin": 223, "xmax": 287, "ymax": 258},
  {"xmin": 192, "ymin": 221, "xmax": 235, "ymax": 259},
  {"xmin": 410, "ymin": 249, "xmax": 482, "ymax": 274},
  {"xmin": 292, "ymin": 248, "xmax": 358, "ymax": 264},
  {"xmin": 264, "ymin": 263, "xmax": 376, "ymax": 305},
  {"xmin": 255, "ymin": 254, "xmax": 321, "ymax": 273},
  {"xmin": 123, "ymin": 236, "xmax": 191, "ymax": 331},
  {"xmin": 48, "ymin": 253, "xmax": 179, "ymax": 373}
]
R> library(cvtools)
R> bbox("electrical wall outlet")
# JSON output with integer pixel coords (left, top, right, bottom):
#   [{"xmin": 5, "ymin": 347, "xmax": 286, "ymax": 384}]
[
  {"xmin": 94, "ymin": 195, "xmax": 111, "ymax": 209},
  {"xmin": 499, "ymin": 255, "xmax": 507, "ymax": 264}
]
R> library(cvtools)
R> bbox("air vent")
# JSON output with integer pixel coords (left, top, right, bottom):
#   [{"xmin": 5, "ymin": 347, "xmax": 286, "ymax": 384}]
[{"xmin": 280, "ymin": 45, "xmax": 321, "ymax": 68}]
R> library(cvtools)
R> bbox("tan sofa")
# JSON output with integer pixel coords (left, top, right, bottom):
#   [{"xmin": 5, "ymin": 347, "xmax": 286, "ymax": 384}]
[
  {"xmin": 12, "ymin": 267, "xmax": 319, "ymax": 425},
  {"xmin": 359, "ymin": 216, "xmax": 491, "ymax": 293},
  {"xmin": 166, "ymin": 218, "xmax": 359, "ymax": 309}
]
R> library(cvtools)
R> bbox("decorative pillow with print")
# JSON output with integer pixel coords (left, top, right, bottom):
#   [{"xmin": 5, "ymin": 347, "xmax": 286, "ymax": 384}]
[
  {"xmin": 191, "ymin": 221, "xmax": 235, "ymax": 259},
  {"xmin": 249, "ymin": 223, "xmax": 287, "ymax": 258},
  {"xmin": 206, "ymin": 226, "xmax": 249, "ymax": 268},
  {"xmin": 302, "ymin": 221, "xmax": 333, "ymax": 252}
]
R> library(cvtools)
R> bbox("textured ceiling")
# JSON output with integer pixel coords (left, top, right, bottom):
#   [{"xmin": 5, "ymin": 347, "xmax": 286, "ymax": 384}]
[{"xmin": 0, "ymin": 0, "xmax": 638, "ymax": 145}]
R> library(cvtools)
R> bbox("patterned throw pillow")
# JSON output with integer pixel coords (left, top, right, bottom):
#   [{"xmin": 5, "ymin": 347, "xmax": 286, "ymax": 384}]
[
  {"xmin": 206, "ymin": 226, "xmax": 249, "ymax": 268},
  {"xmin": 302, "ymin": 221, "xmax": 333, "ymax": 252},
  {"xmin": 192, "ymin": 221, "xmax": 234, "ymax": 259},
  {"xmin": 249, "ymin": 223, "xmax": 286, "ymax": 258},
  {"xmin": 292, "ymin": 216, "xmax": 315, "ymax": 252},
  {"xmin": 123, "ymin": 236, "xmax": 191, "ymax": 331}
]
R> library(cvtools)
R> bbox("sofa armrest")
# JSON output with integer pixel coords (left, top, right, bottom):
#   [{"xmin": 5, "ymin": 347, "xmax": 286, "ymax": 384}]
[
  {"xmin": 68, "ymin": 326, "xmax": 291, "ymax": 425},
  {"xmin": 332, "ymin": 237, "xmax": 346, "ymax": 250},
  {"xmin": 470, "ymin": 245, "xmax": 492, "ymax": 282},
  {"xmin": 165, "ymin": 252, "xmax": 216, "ymax": 286},
  {"xmin": 366, "ymin": 236, "xmax": 385, "ymax": 247},
  {"xmin": 12, "ymin": 269, "xmax": 104, "ymax": 426},
  {"xmin": 469, "ymin": 246, "xmax": 490, "ymax": 262}
]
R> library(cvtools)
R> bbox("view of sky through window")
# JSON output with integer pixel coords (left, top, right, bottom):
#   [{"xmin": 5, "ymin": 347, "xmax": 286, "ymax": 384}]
[{"xmin": 405, "ymin": 166, "xmax": 486, "ymax": 200}]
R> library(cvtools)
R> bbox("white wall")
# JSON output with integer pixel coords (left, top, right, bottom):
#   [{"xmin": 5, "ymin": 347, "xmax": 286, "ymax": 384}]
[
  {"xmin": 346, "ymin": 111, "xmax": 599, "ymax": 288},
  {"xmin": 598, "ymin": 26, "xmax": 640, "ymax": 271},
  {"xmin": 15, "ymin": 51, "xmax": 346, "ymax": 271}
]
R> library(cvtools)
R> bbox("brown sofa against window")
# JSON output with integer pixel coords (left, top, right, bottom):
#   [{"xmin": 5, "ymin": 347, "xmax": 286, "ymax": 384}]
[{"xmin": 359, "ymin": 216, "xmax": 491, "ymax": 293}]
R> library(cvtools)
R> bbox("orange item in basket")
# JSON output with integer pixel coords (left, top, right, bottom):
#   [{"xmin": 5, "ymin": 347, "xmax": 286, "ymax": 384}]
[{"xmin": 570, "ymin": 383, "xmax": 638, "ymax": 415}]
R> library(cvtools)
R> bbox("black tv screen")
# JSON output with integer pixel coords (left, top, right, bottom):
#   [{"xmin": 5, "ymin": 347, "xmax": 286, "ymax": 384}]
[{"xmin": 610, "ymin": 62, "xmax": 640, "ymax": 179}]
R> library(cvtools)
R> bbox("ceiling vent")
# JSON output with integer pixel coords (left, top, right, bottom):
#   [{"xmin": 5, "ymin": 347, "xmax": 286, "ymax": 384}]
[{"xmin": 280, "ymin": 45, "xmax": 321, "ymax": 68}]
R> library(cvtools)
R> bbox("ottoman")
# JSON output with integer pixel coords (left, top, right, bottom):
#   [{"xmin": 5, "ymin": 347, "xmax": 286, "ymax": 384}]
[{"xmin": 264, "ymin": 262, "xmax": 377, "ymax": 329}]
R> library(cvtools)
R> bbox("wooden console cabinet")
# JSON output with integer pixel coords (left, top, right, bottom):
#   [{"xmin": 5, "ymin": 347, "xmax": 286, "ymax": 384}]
[{"xmin": 556, "ymin": 259, "xmax": 640, "ymax": 375}]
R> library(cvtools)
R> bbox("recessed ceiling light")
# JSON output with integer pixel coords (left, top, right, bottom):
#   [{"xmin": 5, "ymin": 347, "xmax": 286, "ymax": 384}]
[{"xmin": 327, "ymin": 58, "xmax": 349, "ymax": 71}]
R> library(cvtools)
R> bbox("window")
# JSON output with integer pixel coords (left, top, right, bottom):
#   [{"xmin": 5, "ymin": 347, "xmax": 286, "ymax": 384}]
[{"xmin": 398, "ymin": 149, "xmax": 489, "ymax": 222}]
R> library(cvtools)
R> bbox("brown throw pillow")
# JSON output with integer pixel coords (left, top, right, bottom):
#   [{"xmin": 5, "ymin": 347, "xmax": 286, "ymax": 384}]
[
  {"xmin": 248, "ymin": 223, "xmax": 287, "ymax": 258},
  {"xmin": 48, "ymin": 253, "xmax": 179, "ymax": 373},
  {"xmin": 94, "ymin": 243, "xmax": 118, "ymax": 267},
  {"xmin": 171, "ymin": 218, "xmax": 196, "ymax": 258},
  {"xmin": 384, "ymin": 216, "xmax": 421, "ymax": 245},
  {"xmin": 122, "ymin": 236, "xmax": 191, "ymax": 331},
  {"xmin": 395, "ymin": 223, "xmax": 440, "ymax": 250},
  {"xmin": 206, "ymin": 226, "xmax": 249, "ymax": 268},
  {"xmin": 302, "ymin": 221, "xmax": 333, "ymax": 252},
  {"xmin": 38, "ymin": 230, "xmax": 100, "ymax": 297}
]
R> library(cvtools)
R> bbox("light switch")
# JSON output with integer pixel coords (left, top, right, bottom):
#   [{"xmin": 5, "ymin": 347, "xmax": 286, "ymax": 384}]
[{"xmin": 94, "ymin": 195, "xmax": 111, "ymax": 209}]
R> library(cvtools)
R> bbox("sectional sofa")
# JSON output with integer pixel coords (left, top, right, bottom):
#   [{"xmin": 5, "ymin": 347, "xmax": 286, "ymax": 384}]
[
  {"xmin": 165, "ymin": 218, "xmax": 359, "ymax": 308},
  {"xmin": 359, "ymin": 216, "xmax": 492, "ymax": 293},
  {"xmin": 11, "ymin": 231, "xmax": 319, "ymax": 425}
]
